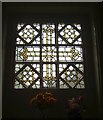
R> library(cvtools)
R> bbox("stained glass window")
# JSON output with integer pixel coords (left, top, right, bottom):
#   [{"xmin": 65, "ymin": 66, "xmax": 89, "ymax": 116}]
[{"xmin": 14, "ymin": 23, "xmax": 85, "ymax": 89}]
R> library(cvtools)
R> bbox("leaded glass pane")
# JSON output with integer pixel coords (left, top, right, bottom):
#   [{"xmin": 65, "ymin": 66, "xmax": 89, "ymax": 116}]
[
  {"xmin": 59, "ymin": 64, "xmax": 84, "ymax": 88},
  {"xmin": 15, "ymin": 46, "xmax": 40, "ymax": 62},
  {"xmin": 58, "ymin": 36, "xmax": 68, "ymax": 44},
  {"xmin": 59, "ymin": 64, "xmax": 68, "ymax": 74},
  {"xmin": 42, "ymin": 46, "xmax": 56, "ymax": 62},
  {"xmin": 58, "ymin": 24, "xmax": 81, "ymax": 45},
  {"xmin": 15, "ymin": 64, "xmax": 24, "ymax": 73},
  {"xmin": 59, "ymin": 80, "xmax": 70, "ymax": 89},
  {"xmin": 33, "ymin": 23, "xmax": 40, "ymax": 30},
  {"xmin": 14, "ymin": 64, "xmax": 40, "ymax": 88},
  {"xmin": 73, "ymin": 37, "xmax": 82, "ymax": 44},
  {"xmin": 75, "ymin": 80, "xmax": 85, "ymax": 88},
  {"xmin": 14, "ymin": 80, "xmax": 24, "ymax": 89},
  {"xmin": 32, "ymin": 80, "xmax": 40, "ymax": 88},
  {"xmin": 42, "ymin": 24, "xmax": 55, "ymax": 44},
  {"xmin": 75, "ymin": 64, "xmax": 84, "ymax": 72},
  {"xmin": 58, "ymin": 23, "xmax": 65, "ymax": 30},
  {"xmin": 16, "ymin": 37, "xmax": 25, "ymax": 44},
  {"xmin": 17, "ymin": 23, "xmax": 24, "ymax": 31},
  {"xmin": 14, "ymin": 23, "xmax": 85, "ymax": 89},
  {"xmin": 43, "ymin": 64, "xmax": 56, "ymax": 88},
  {"xmin": 31, "ymin": 64, "xmax": 40, "ymax": 72},
  {"xmin": 17, "ymin": 23, "xmax": 40, "ymax": 44},
  {"xmin": 32, "ymin": 36, "xmax": 40, "ymax": 44},
  {"xmin": 59, "ymin": 46, "xmax": 83, "ymax": 62},
  {"xmin": 74, "ymin": 24, "xmax": 81, "ymax": 30},
  {"xmin": 16, "ymin": 66, "xmax": 38, "ymax": 88}
]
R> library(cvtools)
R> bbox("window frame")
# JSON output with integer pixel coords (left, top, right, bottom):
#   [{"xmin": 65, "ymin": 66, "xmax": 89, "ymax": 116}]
[
  {"xmin": 2, "ymin": 3, "xmax": 89, "ymax": 89},
  {"xmin": 3, "ymin": 3, "xmax": 90, "ymax": 91},
  {"xmin": 14, "ymin": 22, "xmax": 85, "ymax": 89}
]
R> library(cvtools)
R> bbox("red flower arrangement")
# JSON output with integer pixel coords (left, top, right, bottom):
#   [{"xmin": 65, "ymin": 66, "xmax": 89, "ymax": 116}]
[
  {"xmin": 30, "ymin": 91, "xmax": 57, "ymax": 110},
  {"xmin": 66, "ymin": 96, "xmax": 86, "ymax": 119}
]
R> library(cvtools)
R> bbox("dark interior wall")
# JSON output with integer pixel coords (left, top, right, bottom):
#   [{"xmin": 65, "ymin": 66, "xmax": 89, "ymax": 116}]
[
  {"xmin": 92, "ymin": 4, "xmax": 103, "ymax": 119},
  {"xmin": 0, "ymin": 2, "xmax": 2, "ymax": 120},
  {"xmin": 2, "ymin": 2, "xmax": 102, "ymax": 119},
  {"xmin": 3, "ymin": 89, "xmax": 86, "ymax": 118}
]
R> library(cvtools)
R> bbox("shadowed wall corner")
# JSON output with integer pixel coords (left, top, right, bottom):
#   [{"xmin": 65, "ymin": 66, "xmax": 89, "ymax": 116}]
[{"xmin": 0, "ymin": 1, "xmax": 2, "ymax": 120}]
